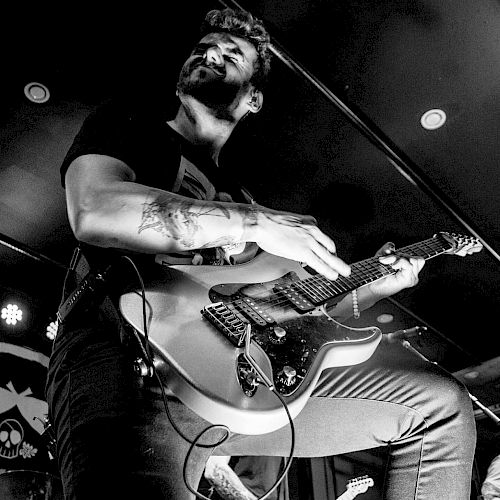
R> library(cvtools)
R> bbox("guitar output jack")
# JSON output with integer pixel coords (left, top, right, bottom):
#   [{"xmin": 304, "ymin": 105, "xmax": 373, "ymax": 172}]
[{"xmin": 236, "ymin": 354, "xmax": 259, "ymax": 397}]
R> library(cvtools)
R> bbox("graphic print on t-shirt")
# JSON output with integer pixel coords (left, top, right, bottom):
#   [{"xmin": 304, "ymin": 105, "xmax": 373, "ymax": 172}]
[{"xmin": 156, "ymin": 154, "xmax": 258, "ymax": 266}]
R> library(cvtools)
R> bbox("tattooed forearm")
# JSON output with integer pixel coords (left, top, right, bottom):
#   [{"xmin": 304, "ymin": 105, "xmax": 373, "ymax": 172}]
[
  {"xmin": 138, "ymin": 192, "xmax": 235, "ymax": 249},
  {"xmin": 206, "ymin": 464, "xmax": 257, "ymax": 500}
]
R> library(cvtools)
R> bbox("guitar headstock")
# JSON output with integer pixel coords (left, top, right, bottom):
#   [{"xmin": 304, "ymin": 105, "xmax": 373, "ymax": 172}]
[
  {"xmin": 437, "ymin": 232, "xmax": 483, "ymax": 257},
  {"xmin": 346, "ymin": 475, "xmax": 374, "ymax": 495}
]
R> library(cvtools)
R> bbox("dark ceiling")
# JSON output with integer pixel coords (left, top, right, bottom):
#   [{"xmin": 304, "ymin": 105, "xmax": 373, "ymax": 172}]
[{"xmin": 1, "ymin": 0, "xmax": 499, "ymax": 447}]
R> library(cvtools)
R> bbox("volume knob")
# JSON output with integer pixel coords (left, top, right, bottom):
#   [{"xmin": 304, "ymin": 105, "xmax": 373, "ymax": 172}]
[
  {"xmin": 271, "ymin": 326, "xmax": 287, "ymax": 343},
  {"xmin": 278, "ymin": 365, "xmax": 297, "ymax": 386}
]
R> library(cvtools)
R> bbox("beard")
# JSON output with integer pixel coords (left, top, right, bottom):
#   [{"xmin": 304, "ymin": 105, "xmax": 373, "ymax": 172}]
[{"xmin": 177, "ymin": 61, "xmax": 249, "ymax": 114}]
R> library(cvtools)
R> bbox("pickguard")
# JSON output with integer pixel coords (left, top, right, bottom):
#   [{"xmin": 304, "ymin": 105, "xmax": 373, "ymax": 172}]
[{"xmin": 208, "ymin": 275, "xmax": 377, "ymax": 396}]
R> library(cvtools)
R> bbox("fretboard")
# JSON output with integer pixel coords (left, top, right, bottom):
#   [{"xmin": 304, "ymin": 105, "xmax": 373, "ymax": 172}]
[{"xmin": 293, "ymin": 234, "xmax": 453, "ymax": 305}]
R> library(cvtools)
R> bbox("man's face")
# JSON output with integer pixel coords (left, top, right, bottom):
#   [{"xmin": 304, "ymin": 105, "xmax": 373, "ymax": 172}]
[{"xmin": 177, "ymin": 32, "xmax": 259, "ymax": 111}]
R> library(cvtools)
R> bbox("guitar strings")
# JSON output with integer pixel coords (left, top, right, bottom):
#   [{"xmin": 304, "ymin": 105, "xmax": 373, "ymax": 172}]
[
  {"xmin": 216, "ymin": 237, "xmax": 450, "ymax": 317},
  {"xmin": 240, "ymin": 240, "xmax": 439, "ymax": 311},
  {"xmin": 219, "ymin": 264, "xmax": 392, "ymax": 316}
]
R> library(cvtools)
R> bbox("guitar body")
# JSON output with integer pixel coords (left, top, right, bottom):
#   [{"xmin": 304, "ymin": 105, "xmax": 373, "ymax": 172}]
[{"xmin": 119, "ymin": 251, "xmax": 381, "ymax": 435}]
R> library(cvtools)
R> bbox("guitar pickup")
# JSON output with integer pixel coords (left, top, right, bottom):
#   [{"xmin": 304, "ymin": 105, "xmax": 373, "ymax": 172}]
[
  {"xmin": 201, "ymin": 302, "xmax": 248, "ymax": 347},
  {"xmin": 234, "ymin": 297, "xmax": 275, "ymax": 326},
  {"xmin": 274, "ymin": 284, "xmax": 315, "ymax": 311}
]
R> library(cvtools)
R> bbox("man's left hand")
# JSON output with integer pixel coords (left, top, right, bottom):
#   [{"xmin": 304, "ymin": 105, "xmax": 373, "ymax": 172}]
[{"xmin": 367, "ymin": 241, "xmax": 425, "ymax": 298}]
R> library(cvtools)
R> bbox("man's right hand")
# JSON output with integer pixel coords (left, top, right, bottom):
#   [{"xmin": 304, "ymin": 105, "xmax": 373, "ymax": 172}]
[{"xmin": 244, "ymin": 205, "xmax": 351, "ymax": 281}]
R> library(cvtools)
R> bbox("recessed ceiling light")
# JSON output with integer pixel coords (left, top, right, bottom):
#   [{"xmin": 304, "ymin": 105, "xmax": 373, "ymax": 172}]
[
  {"xmin": 463, "ymin": 371, "xmax": 479, "ymax": 379},
  {"xmin": 24, "ymin": 82, "xmax": 50, "ymax": 104},
  {"xmin": 420, "ymin": 108, "xmax": 446, "ymax": 130}
]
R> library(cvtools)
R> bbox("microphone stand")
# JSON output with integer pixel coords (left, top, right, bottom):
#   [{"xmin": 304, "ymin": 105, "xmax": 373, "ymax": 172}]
[{"xmin": 387, "ymin": 326, "xmax": 500, "ymax": 426}]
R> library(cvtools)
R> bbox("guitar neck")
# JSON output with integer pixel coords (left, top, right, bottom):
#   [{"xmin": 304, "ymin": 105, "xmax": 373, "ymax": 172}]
[
  {"xmin": 336, "ymin": 488, "xmax": 359, "ymax": 500},
  {"xmin": 299, "ymin": 234, "xmax": 454, "ymax": 304}
]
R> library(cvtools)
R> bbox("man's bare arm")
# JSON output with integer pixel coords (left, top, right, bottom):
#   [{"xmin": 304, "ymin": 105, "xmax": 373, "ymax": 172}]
[
  {"xmin": 65, "ymin": 154, "xmax": 351, "ymax": 280},
  {"xmin": 204, "ymin": 456, "xmax": 257, "ymax": 500},
  {"xmin": 65, "ymin": 154, "xmax": 257, "ymax": 253}
]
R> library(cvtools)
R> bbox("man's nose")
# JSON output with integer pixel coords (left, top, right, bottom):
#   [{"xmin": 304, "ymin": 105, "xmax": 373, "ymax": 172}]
[{"xmin": 204, "ymin": 46, "xmax": 224, "ymax": 66}]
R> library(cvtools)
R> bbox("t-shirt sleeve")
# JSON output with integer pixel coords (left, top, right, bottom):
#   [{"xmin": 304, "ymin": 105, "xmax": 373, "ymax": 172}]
[{"xmin": 60, "ymin": 100, "xmax": 136, "ymax": 187}]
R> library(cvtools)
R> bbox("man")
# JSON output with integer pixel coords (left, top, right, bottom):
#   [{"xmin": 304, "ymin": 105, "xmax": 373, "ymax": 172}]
[
  {"xmin": 203, "ymin": 455, "xmax": 288, "ymax": 500},
  {"xmin": 482, "ymin": 454, "xmax": 500, "ymax": 500},
  {"xmin": 46, "ymin": 7, "xmax": 476, "ymax": 500}
]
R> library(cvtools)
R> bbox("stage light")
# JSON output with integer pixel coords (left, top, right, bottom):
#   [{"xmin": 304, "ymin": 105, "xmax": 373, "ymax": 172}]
[
  {"xmin": 1, "ymin": 304, "xmax": 23, "ymax": 326},
  {"xmin": 46, "ymin": 320, "xmax": 59, "ymax": 340}
]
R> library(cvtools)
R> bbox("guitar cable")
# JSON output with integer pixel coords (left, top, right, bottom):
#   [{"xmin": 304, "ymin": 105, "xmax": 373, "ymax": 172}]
[
  {"xmin": 183, "ymin": 384, "xmax": 295, "ymax": 500},
  {"xmin": 121, "ymin": 255, "xmax": 296, "ymax": 500},
  {"xmin": 120, "ymin": 257, "xmax": 226, "ymax": 448}
]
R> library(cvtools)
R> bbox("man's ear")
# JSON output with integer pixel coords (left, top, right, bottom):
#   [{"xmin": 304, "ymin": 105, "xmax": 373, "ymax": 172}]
[{"xmin": 247, "ymin": 89, "xmax": 263, "ymax": 113}]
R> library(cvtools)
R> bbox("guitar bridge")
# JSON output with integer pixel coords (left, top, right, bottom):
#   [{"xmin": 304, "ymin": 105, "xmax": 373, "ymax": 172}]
[{"xmin": 201, "ymin": 302, "xmax": 248, "ymax": 346}]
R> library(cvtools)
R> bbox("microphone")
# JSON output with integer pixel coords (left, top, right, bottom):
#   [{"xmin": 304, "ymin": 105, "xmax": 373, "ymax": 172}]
[{"xmin": 383, "ymin": 325, "xmax": 427, "ymax": 343}]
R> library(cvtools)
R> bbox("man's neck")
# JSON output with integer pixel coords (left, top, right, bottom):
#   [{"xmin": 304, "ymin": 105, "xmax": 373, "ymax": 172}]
[{"xmin": 168, "ymin": 97, "xmax": 239, "ymax": 165}]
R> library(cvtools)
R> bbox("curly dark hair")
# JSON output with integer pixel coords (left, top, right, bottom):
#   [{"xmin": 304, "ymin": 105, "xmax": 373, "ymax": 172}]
[{"xmin": 200, "ymin": 8, "xmax": 272, "ymax": 90}]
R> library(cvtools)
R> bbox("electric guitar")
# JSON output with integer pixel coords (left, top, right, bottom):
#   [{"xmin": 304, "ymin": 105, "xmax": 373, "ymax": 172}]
[
  {"xmin": 337, "ymin": 475, "xmax": 374, "ymax": 500},
  {"xmin": 119, "ymin": 232, "xmax": 482, "ymax": 435}
]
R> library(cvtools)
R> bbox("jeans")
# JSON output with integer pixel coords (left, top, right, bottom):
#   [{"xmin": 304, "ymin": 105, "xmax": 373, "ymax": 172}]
[{"xmin": 46, "ymin": 319, "xmax": 476, "ymax": 499}]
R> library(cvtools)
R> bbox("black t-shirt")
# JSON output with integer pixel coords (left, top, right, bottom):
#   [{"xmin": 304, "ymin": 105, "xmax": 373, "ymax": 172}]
[{"xmin": 60, "ymin": 98, "xmax": 258, "ymax": 277}]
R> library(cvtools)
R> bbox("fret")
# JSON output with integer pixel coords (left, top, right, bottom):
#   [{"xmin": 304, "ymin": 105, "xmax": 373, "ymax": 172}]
[
  {"xmin": 297, "ymin": 280, "xmax": 329, "ymax": 302},
  {"xmin": 291, "ymin": 281, "xmax": 319, "ymax": 303},
  {"xmin": 317, "ymin": 278, "xmax": 341, "ymax": 295},
  {"xmin": 315, "ymin": 277, "xmax": 345, "ymax": 297},
  {"xmin": 417, "ymin": 240, "xmax": 440, "ymax": 257},
  {"xmin": 335, "ymin": 275, "xmax": 358, "ymax": 292},
  {"xmin": 312, "ymin": 280, "xmax": 334, "ymax": 300}
]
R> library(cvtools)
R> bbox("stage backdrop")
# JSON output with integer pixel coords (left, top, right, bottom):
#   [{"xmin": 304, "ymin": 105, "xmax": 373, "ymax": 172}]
[{"xmin": 0, "ymin": 340, "xmax": 55, "ymax": 475}]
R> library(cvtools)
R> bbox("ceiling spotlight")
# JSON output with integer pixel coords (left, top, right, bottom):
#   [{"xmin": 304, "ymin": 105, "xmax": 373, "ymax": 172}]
[
  {"xmin": 1, "ymin": 304, "xmax": 23, "ymax": 326},
  {"xmin": 420, "ymin": 108, "xmax": 446, "ymax": 130},
  {"xmin": 24, "ymin": 82, "xmax": 50, "ymax": 104},
  {"xmin": 46, "ymin": 320, "xmax": 59, "ymax": 340}
]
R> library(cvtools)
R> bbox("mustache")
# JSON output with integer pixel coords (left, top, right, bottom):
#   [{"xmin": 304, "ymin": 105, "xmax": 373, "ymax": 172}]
[{"xmin": 188, "ymin": 58, "xmax": 226, "ymax": 77}]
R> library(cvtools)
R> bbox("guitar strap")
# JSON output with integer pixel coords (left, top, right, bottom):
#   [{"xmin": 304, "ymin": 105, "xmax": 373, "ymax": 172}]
[{"xmin": 56, "ymin": 254, "xmax": 112, "ymax": 325}]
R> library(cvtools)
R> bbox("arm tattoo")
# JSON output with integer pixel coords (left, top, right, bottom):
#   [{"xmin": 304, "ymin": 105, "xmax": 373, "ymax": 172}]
[
  {"xmin": 242, "ymin": 205, "xmax": 259, "ymax": 227},
  {"xmin": 199, "ymin": 236, "xmax": 238, "ymax": 249},
  {"xmin": 138, "ymin": 191, "xmax": 232, "ymax": 248},
  {"xmin": 206, "ymin": 463, "xmax": 257, "ymax": 500}
]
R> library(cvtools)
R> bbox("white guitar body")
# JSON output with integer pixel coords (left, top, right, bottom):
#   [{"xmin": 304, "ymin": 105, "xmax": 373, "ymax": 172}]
[
  {"xmin": 119, "ymin": 251, "xmax": 381, "ymax": 435},
  {"xmin": 119, "ymin": 232, "xmax": 481, "ymax": 436}
]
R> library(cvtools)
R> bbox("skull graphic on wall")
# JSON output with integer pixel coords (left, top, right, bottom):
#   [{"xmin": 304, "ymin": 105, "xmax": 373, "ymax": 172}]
[{"xmin": 0, "ymin": 418, "xmax": 24, "ymax": 459}]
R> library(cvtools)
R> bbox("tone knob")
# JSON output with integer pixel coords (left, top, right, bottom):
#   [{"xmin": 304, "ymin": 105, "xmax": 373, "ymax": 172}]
[
  {"xmin": 278, "ymin": 365, "xmax": 297, "ymax": 386},
  {"xmin": 271, "ymin": 326, "xmax": 287, "ymax": 343}
]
